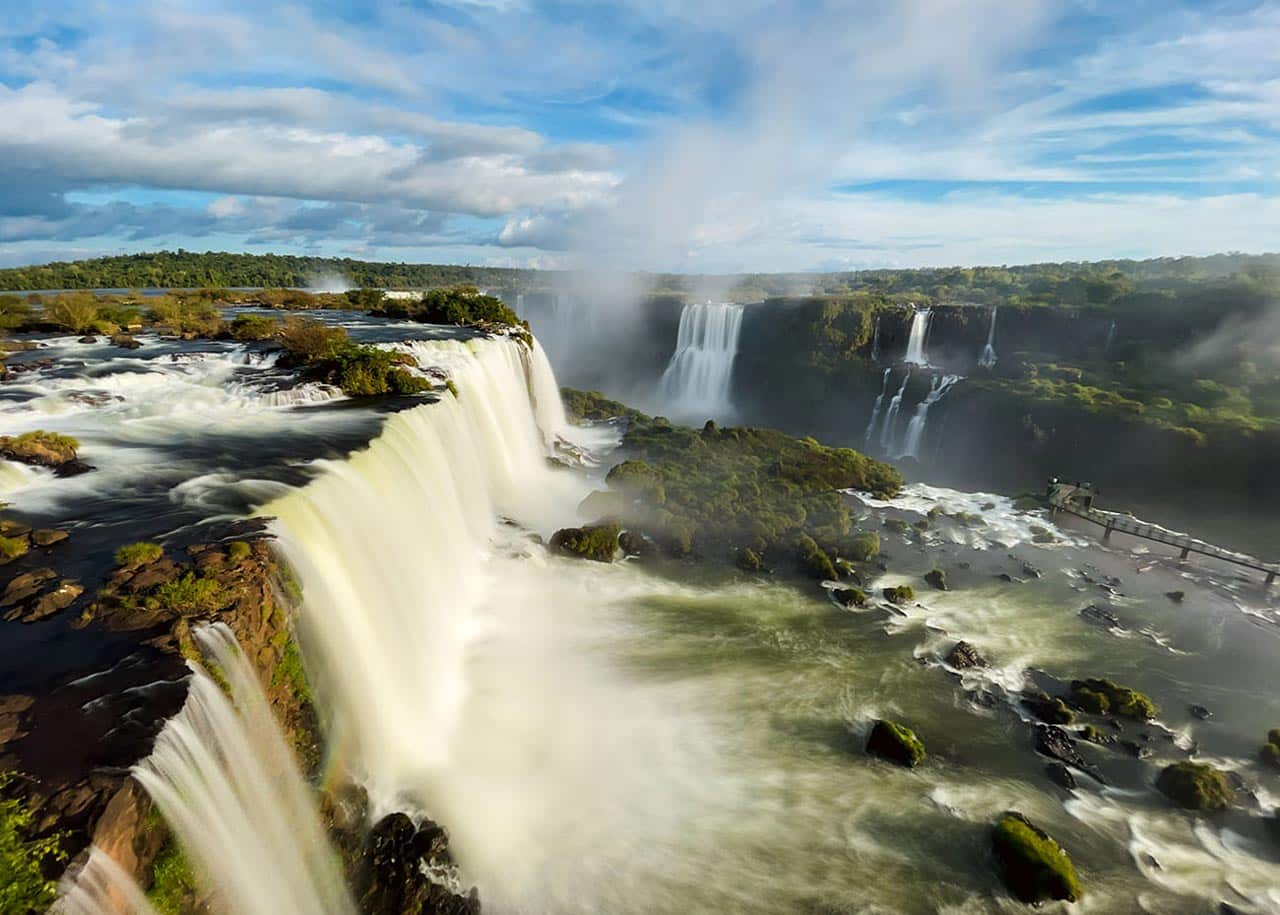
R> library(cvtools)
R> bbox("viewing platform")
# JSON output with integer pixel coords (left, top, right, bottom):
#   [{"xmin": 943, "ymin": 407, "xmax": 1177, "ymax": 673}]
[{"xmin": 1047, "ymin": 480, "xmax": 1278, "ymax": 587}]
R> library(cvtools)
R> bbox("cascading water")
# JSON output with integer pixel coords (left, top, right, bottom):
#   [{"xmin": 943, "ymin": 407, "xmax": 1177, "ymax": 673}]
[
  {"xmin": 657, "ymin": 302, "xmax": 745, "ymax": 421},
  {"xmin": 878, "ymin": 370, "xmax": 911, "ymax": 450},
  {"xmin": 903, "ymin": 308, "xmax": 931, "ymax": 366},
  {"xmin": 1105, "ymin": 319, "xmax": 1117, "ymax": 354},
  {"xmin": 864, "ymin": 367, "xmax": 892, "ymax": 443},
  {"xmin": 130, "ymin": 623, "xmax": 355, "ymax": 915},
  {"xmin": 978, "ymin": 306, "xmax": 998, "ymax": 368},
  {"xmin": 56, "ymin": 847, "xmax": 160, "ymax": 915},
  {"xmin": 899, "ymin": 374, "xmax": 962, "ymax": 459},
  {"xmin": 869, "ymin": 316, "xmax": 881, "ymax": 362}
]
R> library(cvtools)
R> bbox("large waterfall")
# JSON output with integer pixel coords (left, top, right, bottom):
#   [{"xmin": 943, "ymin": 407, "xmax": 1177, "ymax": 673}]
[
  {"xmin": 863, "ymin": 367, "xmax": 892, "ymax": 443},
  {"xmin": 902, "ymin": 308, "xmax": 931, "ymax": 366},
  {"xmin": 978, "ymin": 306, "xmax": 998, "ymax": 368},
  {"xmin": 877, "ymin": 370, "xmax": 911, "ymax": 450},
  {"xmin": 133, "ymin": 624, "xmax": 354, "ymax": 915},
  {"xmin": 899, "ymin": 374, "xmax": 961, "ymax": 459},
  {"xmin": 657, "ymin": 302, "xmax": 745, "ymax": 421}
]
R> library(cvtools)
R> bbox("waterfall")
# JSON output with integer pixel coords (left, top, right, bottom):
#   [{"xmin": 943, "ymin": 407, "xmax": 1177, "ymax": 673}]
[
  {"xmin": 978, "ymin": 307, "xmax": 997, "ymax": 368},
  {"xmin": 869, "ymin": 316, "xmax": 881, "ymax": 362},
  {"xmin": 863, "ymin": 367, "xmax": 892, "ymax": 443},
  {"xmin": 1105, "ymin": 320, "xmax": 1117, "ymax": 354},
  {"xmin": 132, "ymin": 624, "xmax": 355, "ymax": 915},
  {"xmin": 899, "ymin": 374, "xmax": 962, "ymax": 459},
  {"xmin": 56, "ymin": 847, "xmax": 160, "ymax": 915},
  {"xmin": 262, "ymin": 336, "xmax": 589, "ymax": 807},
  {"xmin": 878, "ymin": 370, "xmax": 911, "ymax": 450},
  {"xmin": 657, "ymin": 302, "xmax": 745, "ymax": 420},
  {"xmin": 903, "ymin": 308, "xmax": 931, "ymax": 366}
]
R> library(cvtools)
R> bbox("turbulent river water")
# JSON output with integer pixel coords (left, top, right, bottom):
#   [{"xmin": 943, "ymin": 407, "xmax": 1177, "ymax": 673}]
[{"xmin": 2, "ymin": 315, "xmax": 1278, "ymax": 914}]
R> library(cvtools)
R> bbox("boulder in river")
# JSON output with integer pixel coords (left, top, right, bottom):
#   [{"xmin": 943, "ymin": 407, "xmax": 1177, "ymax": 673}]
[
  {"xmin": 923, "ymin": 568, "xmax": 948, "ymax": 591},
  {"xmin": 1189, "ymin": 704, "xmax": 1212, "ymax": 721},
  {"xmin": 549, "ymin": 523, "xmax": 621, "ymax": 562},
  {"xmin": 357, "ymin": 812, "xmax": 480, "ymax": 915},
  {"xmin": 831, "ymin": 586, "xmax": 867, "ymax": 608},
  {"xmin": 1033, "ymin": 724, "xmax": 1086, "ymax": 770},
  {"xmin": 944, "ymin": 641, "xmax": 986, "ymax": 670},
  {"xmin": 1022, "ymin": 692, "xmax": 1075, "ymax": 726},
  {"xmin": 1259, "ymin": 729, "xmax": 1280, "ymax": 770},
  {"xmin": 1156, "ymin": 762, "xmax": 1235, "ymax": 811},
  {"xmin": 882, "ymin": 585, "xmax": 914, "ymax": 605},
  {"xmin": 991, "ymin": 812, "xmax": 1082, "ymax": 904},
  {"xmin": 1079, "ymin": 604, "xmax": 1122, "ymax": 629},
  {"xmin": 1069, "ymin": 678, "xmax": 1157, "ymax": 719},
  {"xmin": 1045, "ymin": 762, "xmax": 1077, "ymax": 790},
  {"xmin": 866, "ymin": 719, "xmax": 926, "ymax": 768}
]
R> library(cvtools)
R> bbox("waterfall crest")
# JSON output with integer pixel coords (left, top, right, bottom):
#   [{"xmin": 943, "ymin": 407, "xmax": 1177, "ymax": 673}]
[
  {"xmin": 903, "ymin": 308, "xmax": 931, "ymax": 366},
  {"xmin": 262, "ymin": 336, "xmax": 589, "ymax": 806},
  {"xmin": 899, "ymin": 374, "xmax": 962, "ymax": 459},
  {"xmin": 978, "ymin": 306, "xmax": 997, "ymax": 368},
  {"xmin": 658, "ymin": 303, "xmax": 745, "ymax": 420},
  {"xmin": 55, "ymin": 847, "xmax": 160, "ymax": 915},
  {"xmin": 864, "ymin": 367, "xmax": 892, "ymax": 443},
  {"xmin": 132, "ymin": 623, "xmax": 355, "ymax": 915}
]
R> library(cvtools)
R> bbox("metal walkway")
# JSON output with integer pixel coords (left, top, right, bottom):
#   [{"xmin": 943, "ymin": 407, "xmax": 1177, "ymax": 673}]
[{"xmin": 1047, "ymin": 481, "xmax": 1278, "ymax": 587}]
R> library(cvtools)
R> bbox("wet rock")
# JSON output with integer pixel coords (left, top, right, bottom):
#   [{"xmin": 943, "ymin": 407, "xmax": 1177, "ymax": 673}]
[
  {"xmin": 618, "ymin": 529, "xmax": 654, "ymax": 557},
  {"xmin": 0, "ymin": 519, "xmax": 32, "ymax": 538},
  {"xmin": 1021, "ymin": 562, "xmax": 1042, "ymax": 579},
  {"xmin": 944, "ymin": 640, "xmax": 986, "ymax": 669},
  {"xmin": 357, "ymin": 812, "xmax": 480, "ymax": 915},
  {"xmin": 53, "ymin": 458, "xmax": 94, "ymax": 477},
  {"xmin": 1166, "ymin": 590, "xmax": 1186, "ymax": 603},
  {"xmin": 923, "ymin": 568, "xmax": 949, "ymax": 591},
  {"xmin": 0, "ymin": 694, "xmax": 33, "ymax": 745},
  {"xmin": 110, "ymin": 333, "xmax": 142, "ymax": 350},
  {"xmin": 831, "ymin": 586, "xmax": 867, "ymax": 608},
  {"xmin": 1034, "ymin": 724, "xmax": 1086, "ymax": 769},
  {"xmin": 1189, "ymin": 704, "xmax": 1212, "ymax": 721},
  {"xmin": 78, "ymin": 335, "xmax": 97, "ymax": 344},
  {"xmin": 996, "ymin": 572, "xmax": 1019, "ymax": 583},
  {"xmin": 1156, "ymin": 761, "xmax": 1235, "ymax": 811},
  {"xmin": 1079, "ymin": 603, "xmax": 1122, "ymax": 628},
  {"xmin": 1, "ymin": 567, "xmax": 58, "ymax": 606},
  {"xmin": 991, "ymin": 812, "xmax": 1082, "ymax": 904},
  {"xmin": 1118, "ymin": 740, "xmax": 1151, "ymax": 760},
  {"xmin": 549, "ymin": 523, "xmax": 621, "ymax": 562},
  {"xmin": 1022, "ymin": 692, "xmax": 1075, "ymax": 725},
  {"xmin": 31, "ymin": 529, "xmax": 69, "ymax": 548},
  {"xmin": 1045, "ymin": 762, "xmax": 1076, "ymax": 790},
  {"xmin": 865, "ymin": 719, "xmax": 926, "ymax": 768}
]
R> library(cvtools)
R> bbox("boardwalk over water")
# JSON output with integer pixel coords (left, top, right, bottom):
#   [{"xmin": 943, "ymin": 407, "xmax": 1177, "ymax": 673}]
[{"xmin": 1047, "ymin": 481, "xmax": 1278, "ymax": 587}]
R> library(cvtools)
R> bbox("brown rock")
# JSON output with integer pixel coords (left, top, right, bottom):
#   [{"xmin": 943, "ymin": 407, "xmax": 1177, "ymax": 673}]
[
  {"xmin": 24, "ymin": 579, "xmax": 84, "ymax": 621},
  {"xmin": 1, "ymin": 567, "xmax": 57, "ymax": 606},
  {"xmin": 32, "ymin": 529, "xmax": 69, "ymax": 547},
  {"xmin": 0, "ymin": 519, "xmax": 32, "ymax": 538}
]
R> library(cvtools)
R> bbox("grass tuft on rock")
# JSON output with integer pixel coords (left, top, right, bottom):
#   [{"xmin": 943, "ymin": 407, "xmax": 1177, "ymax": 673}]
[
  {"xmin": 1068, "ymin": 677, "xmax": 1157, "ymax": 719},
  {"xmin": 865, "ymin": 719, "xmax": 926, "ymax": 768},
  {"xmin": 883, "ymin": 585, "xmax": 914, "ymax": 604},
  {"xmin": 0, "ymin": 430, "xmax": 79, "ymax": 466},
  {"xmin": 991, "ymin": 812, "xmax": 1082, "ymax": 904},
  {"xmin": 150, "ymin": 572, "xmax": 227, "ymax": 615},
  {"xmin": 115, "ymin": 541, "xmax": 163, "ymax": 568},
  {"xmin": 1155, "ymin": 761, "xmax": 1235, "ymax": 811}
]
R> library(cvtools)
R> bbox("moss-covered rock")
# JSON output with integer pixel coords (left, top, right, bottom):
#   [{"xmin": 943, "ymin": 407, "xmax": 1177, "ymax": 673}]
[
  {"xmin": 0, "ymin": 430, "xmax": 80, "ymax": 468},
  {"xmin": 865, "ymin": 719, "xmax": 926, "ymax": 768},
  {"xmin": 115, "ymin": 541, "xmax": 163, "ymax": 568},
  {"xmin": 1068, "ymin": 677, "xmax": 1157, "ymax": 719},
  {"xmin": 1259, "ymin": 729, "xmax": 1280, "ymax": 770},
  {"xmin": 882, "ymin": 585, "xmax": 914, "ymax": 604},
  {"xmin": 735, "ymin": 547, "xmax": 763, "ymax": 572},
  {"xmin": 1022, "ymin": 691, "xmax": 1075, "ymax": 726},
  {"xmin": 796, "ymin": 534, "xmax": 838, "ymax": 581},
  {"xmin": 549, "ymin": 523, "xmax": 622, "ymax": 562},
  {"xmin": 924, "ymin": 568, "xmax": 948, "ymax": 591},
  {"xmin": 832, "ymin": 586, "xmax": 867, "ymax": 608},
  {"xmin": 944, "ymin": 640, "xmax": 986, "ymax": 669},
  {"xmin": 1155, "ymin": 762, "xmax": 1236, "ymax": 811},
  {"xmin": 991, "ymin": 812, "xmax": 1082, "ymax": 904}
]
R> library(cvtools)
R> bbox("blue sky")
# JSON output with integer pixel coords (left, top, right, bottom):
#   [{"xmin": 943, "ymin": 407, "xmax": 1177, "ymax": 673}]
[{"xmin": 0, "ymin": 0, "xmax": 1277, "ymax": 272}]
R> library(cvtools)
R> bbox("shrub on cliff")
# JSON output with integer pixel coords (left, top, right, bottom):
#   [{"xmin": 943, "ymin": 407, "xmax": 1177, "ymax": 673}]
[
  {"xmin": 387, "ymin": 286, "xmax": 522, "ymax": 329},
  {"xmin": 0, "ymin": 772, "xmax": 66, "ymax": 913},
  {"xmin": 1068, "ymin": 678, "xmax": 1156, "ymax": 719},
  {"xmin": 796, "ymin": 534, "xmax": 838, "ymax": 580},
  {"xmin": 865, "ymin": 719, "xmax": 926, "ymax": 767},
  {"xmin": 1156, "ymin": 761, "xmax": 1235, "ymax": 811},
  {"xmin": 991, "ymin": 812, "xmax": 1082, "ymax": 904}
]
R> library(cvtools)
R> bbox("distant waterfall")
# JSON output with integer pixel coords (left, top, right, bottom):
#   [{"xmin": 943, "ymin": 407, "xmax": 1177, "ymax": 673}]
[
  {"xmin": 1105, "ymin": 320, "xmax": 1117, "ymax": 354},
  {"xmin": 903, "ymin": 308, "xmax": 931, "ymax": 366},
  {"xmin": 864, "ymin": 367, "xmax": 892, "ymax": 443},
  {"xmin": 978, "ymin": 307, "xmax": 998, "ymax": 368},
  {"xmin": 899, "ymin": 374, "xmax": 962, "ymax": 459},
  {"xmin": 869, "ymin": 316, "xmax": 881, "ymax": 362},
  {"xmin": 878, "ymin": 370, "xmax": 911, "ymax": 450},
  {"xmin": 132, "ymin": 624, "xmax": 355, "ymax": 915},
  {"xmin": 263, "ymin": 336, "xmax": 589, "ymax": 807},
  {"xmin": 658, "ymin": 302, "xmax": 745, "ymax": 421}
]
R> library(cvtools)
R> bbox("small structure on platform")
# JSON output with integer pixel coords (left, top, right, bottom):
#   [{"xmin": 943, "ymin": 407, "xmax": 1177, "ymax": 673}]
[{"xmin": 1046, "ymin": 478, "xmax": 1277, "ymax": 588}]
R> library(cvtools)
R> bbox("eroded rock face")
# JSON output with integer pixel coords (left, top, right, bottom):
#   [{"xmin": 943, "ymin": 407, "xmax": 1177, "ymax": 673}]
[{"xmin": 357, "ymin": 813, "xmax": 481, "ymax": 915}]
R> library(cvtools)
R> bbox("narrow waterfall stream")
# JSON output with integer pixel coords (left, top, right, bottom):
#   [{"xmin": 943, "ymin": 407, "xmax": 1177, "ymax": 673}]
[
  {"xmin": 903, "ymin": 308, "xmax": 932, "ymax": 366},
  {"xmin": 878, "ymin": 369, "xmax": 911, "ymax": 450},
  {"xmin": 864, "ymin": 366, "xmax": 892, "ymax": 443},
  {"xmin": 657, "ymin": 302, "xmax": 745, "ymax": 422},
  {"xmin": 134, "ymin": 624, "xmax": 354, "ymax": 915},
  {"xmin": 900, "ymin": 374, "xmax": 962, "ymax": 459},
  {"xmin": 978, "ymin": 306, "xmax": 998, "ymax": 368}
]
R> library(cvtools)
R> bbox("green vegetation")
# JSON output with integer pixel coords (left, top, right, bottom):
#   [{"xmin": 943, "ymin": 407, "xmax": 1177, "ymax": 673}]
[
  {"xmin": 1260, "ymin": 729, "xmax": 1280, "ymax": 770},
  {"xmin": 549, "ymin": 523, "xmax": 621, "ymax": 562},
  {"xmin": 145, "ymin": 296, "xmax": 223, "ymax": 336},
  {"xmin": 924, "ymin": 568, "xmax": 948, "ymax": 590},
  {"xmin": 560, "ymin": 388, "xmax": 647, "ymax": 424},
  {"xmin": 832, "ymin": 586, "xmax": 867, "ymax": 607},
  {"xmin": 572, "ymin": 396, "xmax": 900, "ymax": 566},
  {"xmin": 865, "ymin": 719, "xmax": 926, "ymax": 768},
  {"xmin": 44, "ymin": 292, "xmax": 107, "ymax": 334},
  {"xmin": 0, "ymin": 772, "xmax": 66, "ymax": 914},
  {"xmin": 882, "ymin": 585, "xmax": 914, "ymax": 604},
  {"xmin": 226, "ymin": 540, "xmax": 251, "ymax": 563},
  {"xmin": 230, "ymin": 313, "xmax": 279, "ymax": 341},
  {"xmin": 115, "ymin": 541, "xmax": 164, "ymax": 567},
  {"xmin": 278, "ymin": 317, "xmax": 430, "ymax": 397},
  {"xmin": 844, "ymin": 531, "xmax": 880, "ymax": 562},
  {"xmin": 0, "ymin": 536, "xmax": 29, "ymax": 562},
  {"xmin": 146, "ymin": 838, "xmax": 199, "ymax": 915},
  {"xmin": 1068, "ymin": 678, "xmax": 1157, "ymax": 719},
  {"xmin": 1156, "ymin": 762, "xmax": 1235, "ymax": 811},
  {"xmin": 1022, "ymin": 692, "xmax": 1075, "ymax": 725},
  {"xmin": 272, "ymin": 636, "xmax": 312, "ymax": 706},
  {"xmin": 0, "ymin": 430, "xmax": 79, "ymax": 466},
  {"xmin": 991, "ymin": 813, "xmax": 1082, "ymax": 904},
  {"xmin": 1078, "ymin": 724, "xmax": 1106, "ymax": 743},
  {"xmin": 150, "ymin": 572, "xmax": 227, "ymax": 615},
  {"xmin": 0, "ymin": 295, "xmax": 32, "ymax": 332},
  {"xmin": 380, "ymin": 286, "xmax": 523, "ymax": 329}
]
